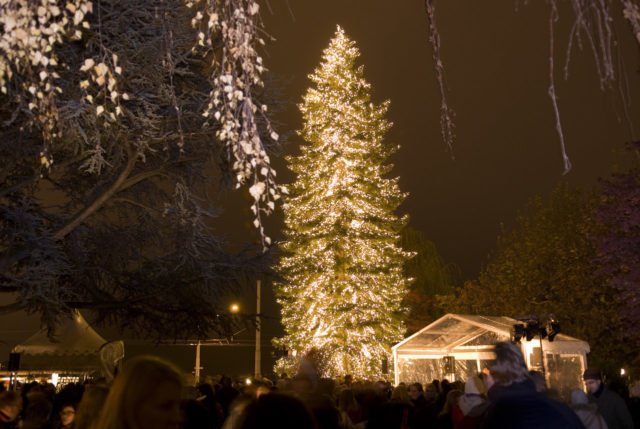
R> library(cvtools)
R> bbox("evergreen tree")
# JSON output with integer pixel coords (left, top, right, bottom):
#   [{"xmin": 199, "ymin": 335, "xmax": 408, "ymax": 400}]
[
  {"xmin": 274, "ymin": 26, "xmax": 411, "ymax": 378},
  {"xmin": 445, "ymin": 182, "xmax": 639, "ymax": 374},
  {"xmin": 400, "ymin": 226, "xmax": 459, "ymax": 334}
]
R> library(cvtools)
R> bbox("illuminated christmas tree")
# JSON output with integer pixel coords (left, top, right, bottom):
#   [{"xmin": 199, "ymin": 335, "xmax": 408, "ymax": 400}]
[{"xmin": 274, "ymin": 26, "xmax": 411, "ymax": 378}]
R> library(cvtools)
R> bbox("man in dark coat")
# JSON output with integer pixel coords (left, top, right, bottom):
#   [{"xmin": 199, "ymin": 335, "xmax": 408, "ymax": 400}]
[
  {"xmin": 583, "ymin": 368, "xmax": 633, "ymax": 429},
  {"xmin": 408, "ymin": 382, "xmax": 437, "ymax": 429},
  {"xmin": 482, "ymin": 342, "xmax": 585, "ymax": 429}
]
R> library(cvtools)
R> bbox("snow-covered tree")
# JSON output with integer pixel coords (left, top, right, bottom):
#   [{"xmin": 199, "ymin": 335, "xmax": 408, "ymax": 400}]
[
  {"xmin": 274, "ymin": 26, "xmax": 411, "ymax": 378},
  {"xmin": 0, "ymin": 0, "xmax": 279, "ymax": 336}
]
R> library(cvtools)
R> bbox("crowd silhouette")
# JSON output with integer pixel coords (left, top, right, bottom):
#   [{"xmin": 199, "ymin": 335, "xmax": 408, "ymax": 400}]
[{"xmin": 1, "ymin": 343, "xmax": 639, "ymax": 429}]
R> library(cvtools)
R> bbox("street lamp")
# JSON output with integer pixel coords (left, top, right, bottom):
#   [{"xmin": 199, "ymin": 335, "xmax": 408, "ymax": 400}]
[{"xmin": 230, "ymin": 303, "xmax": 240, "ymax": 313}]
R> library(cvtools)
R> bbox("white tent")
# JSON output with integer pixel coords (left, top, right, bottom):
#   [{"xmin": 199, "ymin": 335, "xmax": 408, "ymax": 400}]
[
  {"xmin": 12, "ymin": 311, "xmax": 123, "ymax": 378},
  {"xmin": 392, "ymin": 314, "xmax": 589, "ymax": 399}
]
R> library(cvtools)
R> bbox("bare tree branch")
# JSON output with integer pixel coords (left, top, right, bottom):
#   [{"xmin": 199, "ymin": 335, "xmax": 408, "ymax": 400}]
[{"xmin": 53, "ymin": 145, "xmax": 137, "ymax": 240}]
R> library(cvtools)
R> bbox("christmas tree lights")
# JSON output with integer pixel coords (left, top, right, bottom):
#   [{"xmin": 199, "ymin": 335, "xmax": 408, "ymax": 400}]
[{"xmin": 274, "ymin": 26, "xmax": 411, "ymax": 378}]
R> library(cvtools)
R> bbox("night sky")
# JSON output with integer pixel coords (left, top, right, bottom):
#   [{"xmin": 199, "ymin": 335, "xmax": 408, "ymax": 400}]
[
  {"xmin": 218, "ymin": 0, "xmax": 640, "ymax": 281},
  {"xmin": 2, "ymin": 1, "xmax": 639, "ymax": 375}
]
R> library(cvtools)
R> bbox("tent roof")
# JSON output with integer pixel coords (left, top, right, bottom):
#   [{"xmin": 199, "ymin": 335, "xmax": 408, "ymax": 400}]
[
  {"xmin": 393, "ymin": 313, "xmax": 589, "ymax": 354},
  {"xmin": 13, "ymin": 311, "xmax": 108, "ymax": 356}
]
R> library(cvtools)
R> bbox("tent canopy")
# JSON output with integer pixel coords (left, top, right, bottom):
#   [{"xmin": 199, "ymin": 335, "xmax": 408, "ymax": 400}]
[
  {"xmin": 13, "ymin": 311, "xmax": 108, "ymax": 356},
  {"xmin": 393, "ymin": 313, "xmax": 590, "ymax": 357},
  {"xmin": 11, "ymin": 311, "xmax": 122, "ymax": 375}
]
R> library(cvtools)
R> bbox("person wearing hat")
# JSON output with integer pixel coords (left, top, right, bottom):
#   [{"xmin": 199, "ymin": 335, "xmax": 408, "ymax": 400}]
[
  {"xmin": 583, "ymin": 368, "xmax": 633, "ymax": 429},
  {"xmin": 452, "ymin": 375, "xmax": 488, "ymax": 429},
  {"xmin": 570, "ymin": 388, "xmax": 608, "ymax": 429},
  {"xmin": 482, "ymin": 342, "xmax": 584, "ymax": 429}
]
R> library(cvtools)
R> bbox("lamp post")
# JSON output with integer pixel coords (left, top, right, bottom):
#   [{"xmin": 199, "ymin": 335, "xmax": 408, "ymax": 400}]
[
  {"xmin": 193, "ymin": 303, "xmax": 241, "ymax": 386},
  {"xmin": 255, "ymin": 279, "xmax": 261, "ymax": 379},
  {"xmin": 194, "ymin": 340, "xmax": 201, "ymax": 385}
]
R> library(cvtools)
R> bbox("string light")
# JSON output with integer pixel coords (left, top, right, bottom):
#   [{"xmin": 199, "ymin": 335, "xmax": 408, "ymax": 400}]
[{"xmin": 274, "ymin": 26, "xmax": 411, "ymax": 378}]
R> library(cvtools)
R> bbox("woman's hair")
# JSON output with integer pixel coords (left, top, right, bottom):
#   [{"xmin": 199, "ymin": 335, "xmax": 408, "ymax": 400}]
[
  {"xmin": 438, "ymin": 389, "xmax": 462, "ymax": 417},
  {"xmin": 238, "ymin": 393, "xmax": 317, "ymax": 429},
  {"xmin": 93, "ymin": 355, "xmax": 183, "ymax": 429},
  {"xmin": 490, "ymin": 342, "xmax": 530, "ymax": 386},
  {"xmin": 73, "ymin": 384, "xmax": 109, "ymax": 429}
]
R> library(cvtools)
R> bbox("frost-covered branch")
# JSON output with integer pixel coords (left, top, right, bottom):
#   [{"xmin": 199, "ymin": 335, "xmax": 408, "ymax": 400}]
[
  {"xmin": 548, "ymin": 0, "xmax": 571, "ymax": 174},
  {"xmin": 187, "ymin": 0, "xmax": 282, "ymax": 250},
  {"xmin": 423, "ymin": 0, "xmax": 638, "ymax": 170},
  {"xmin": 0, "ymin": 0, "xmax": 93, "ymax": 166},
  {"xmin": 621, "ymin": 0, "xmax": 640, "ymax": 45},
  {"xmin": 424, "ymin": 0, "xmax": 455, "ymax": 158}
]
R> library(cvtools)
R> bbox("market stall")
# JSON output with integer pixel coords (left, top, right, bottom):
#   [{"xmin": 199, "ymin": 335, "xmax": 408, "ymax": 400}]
[{"xmin": 392, "ymin": 313, "xmax": 589, "ymax": 399}]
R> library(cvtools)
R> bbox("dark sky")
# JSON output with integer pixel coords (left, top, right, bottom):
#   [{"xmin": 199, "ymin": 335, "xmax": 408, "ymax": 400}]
[
  {"xmin": 2, "ymin": 1, "xmax": 638, "ymax": 375},
  {"xmin": 220, "ymin": 0, "xmax": 640, "ymax": 281}
]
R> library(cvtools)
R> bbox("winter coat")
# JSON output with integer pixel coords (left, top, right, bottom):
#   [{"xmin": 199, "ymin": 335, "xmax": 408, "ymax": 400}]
[
  {"xmin": 589, "ymin": 387, "xmax": 634, "ymax": 429},
  {"xmin": 482, "ymin": 379, "xmax": 586, "ymax": 429},
  {"xmin": 572, "ymin": 403, "xmax": 609, "ymax": 429}
]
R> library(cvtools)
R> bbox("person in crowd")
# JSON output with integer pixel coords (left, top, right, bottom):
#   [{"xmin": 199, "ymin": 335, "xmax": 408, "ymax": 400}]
[
  {"xmin": 196, "ymin": 383, "xmax": 224, "ymax": 428},
  {"xmin": 220, "ymin": 392, "xmax": 254, "ymax": 429},
  {"xmin": 452, "ymin": 375, "xmax": 486, "ymax": 429},
  {"xmin": 234, "ymin": 392, "xmax": 318, "ymax": 429},
  {"xmin": 425, "ymin": 382, "xmax": 439, "ymax": 403},
  {"xmin": 390, "ymin": 384, "xmax": 410, "ymax": 404},
  {"xmin": 570, "ymin": 388, "xmax": 608, "ymax": 429},
  {"xmin": 317, "ymin": 378, "xmax": 337, "ymax": 402},
  {"xmin": 337, "ymin": 389, "xmax": 359, "ymax": 428},
  {"xmin": 627, "ymin": 381, "xmax": 640, "ymax": 429},
  {"xmin": 436, "ymin": 380, "xmax": 452, "ymax": 413},
  {"xmin": 457, "ymin": 373, "xmax": 492, "ymax": 429},
  {"xmin": 343, "ymin": 375, "xmax": 353, "ymax": 388},
  {"xmin": 482, "ymin": 341, "xmax": 584, "ymax": 428},
  {"xmin": 22, "ymin": 391, "xmax": 53, "ymax": 429},
  {"xmin": 408, "ymin": 381, "xmax": 438, "ymax": 429},
  {"xmin": 290, "ymin": 373, "xmax": 315, "ymax": 402},
  {"xmin": 584, "ymin": 368, "xmax": 634, "ymax": 429},
  {"xmin": 437, "ymin": 389, "xmax": 462, "ymax": 429},
  {"xmin": 217, "ymin": 376, "xmax": 239, "ymax": 419},
  {"xmin": 182, "ymin": 398, "xmax": 217, "ymax": 429},
  {"xmin": 529, "ymin": 370, "xmax": 547, "ymax": 393},
  {"xmin": 408, "ymin": 383, "xmax": 426, "ymax": 408},
  {"xmin": 73, "ymin": 384, "xmax": 109, "ymax": 429},
  {"xmin": 306, "ymin": 393, "xmax": 340, "ymax": 429},
  {"xmin": 93, "ymin": 355, "xmax": 183, "ymax": 429},
  {"xmin": 385, "ymin": 384, "xmax": 411, "ymax": 429},
  {"xmin": 52, "ymin": 403, "xmax": 75, "ymax": 429},
  {"xmin": 0, "ymin": 391, "xmax": 22, "ymax": 429}
]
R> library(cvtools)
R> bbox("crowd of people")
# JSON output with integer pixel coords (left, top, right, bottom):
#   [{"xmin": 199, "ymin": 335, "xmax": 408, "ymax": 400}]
[{"xmin": 1, "ymin": 342, "xmax": 639, "ymax": 429}]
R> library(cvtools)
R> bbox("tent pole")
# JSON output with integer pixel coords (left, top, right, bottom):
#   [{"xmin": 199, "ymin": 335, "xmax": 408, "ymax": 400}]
[{"xmin": 194, "ymin": 341, "xmax": 201, "ymax": 385}]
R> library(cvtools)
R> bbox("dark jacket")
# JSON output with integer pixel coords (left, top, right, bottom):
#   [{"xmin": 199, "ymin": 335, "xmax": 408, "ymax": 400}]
[
  {"xmin": 589, "ymin": 385, "xmax": 634, "ymax": 429},
  {"xmin": 482, "ymin": 379, "xmax": 585, "ymax": 429}
]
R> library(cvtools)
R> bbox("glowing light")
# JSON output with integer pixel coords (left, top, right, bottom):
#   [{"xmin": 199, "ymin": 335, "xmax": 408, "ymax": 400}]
[
  {"xmin": 274, "ymin": 25, "xmax": 410, "ymax": 379},
  {"xmin": 245, "ymin": 378, "xmax": 252, "ymax": 385},
  {"xmin": 230, "ymin": 303, "xmax": 240, "ymax": 313},
  {"xmin": 621, "ymin": 368, "xmax": 626, "ymax": 376}
]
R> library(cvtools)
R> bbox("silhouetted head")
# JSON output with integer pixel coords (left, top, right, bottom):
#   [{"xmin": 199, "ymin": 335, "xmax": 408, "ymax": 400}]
[
  {"xmin": 94, "ymin": 355, "xmax": 183, "ymax": 429},
  {"xmin": 490, "ymin": 342, "xmax": 529, "ymax": 387},
  {"xmin": 239, "ymin": 393, "xmax": 317, "ymax": 429}
]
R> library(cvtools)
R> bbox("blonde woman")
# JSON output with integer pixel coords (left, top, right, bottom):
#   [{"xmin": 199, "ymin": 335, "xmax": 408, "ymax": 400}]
[
  {"xmin": 93, "ymin": 355, "xmax": 183, "ymax": 429},
  {"xmin": 73, "ymin": 384, "xmax": 109, "ymax": 429}
]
